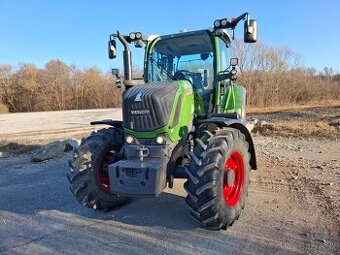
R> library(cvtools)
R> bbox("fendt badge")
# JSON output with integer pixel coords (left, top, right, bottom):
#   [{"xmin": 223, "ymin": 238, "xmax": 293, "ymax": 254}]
[
  {"xmin": 130, "ymin": 110, "xmax": 150, "ymax": 115},
  {"xmin": 134, "ymin": 92, "xmax": 143, "ymax": 102}
]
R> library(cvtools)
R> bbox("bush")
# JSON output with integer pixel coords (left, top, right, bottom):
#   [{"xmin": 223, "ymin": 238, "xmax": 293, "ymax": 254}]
[{"xmin": 0, "ymin": 102, "xmax": 9, "ymax": 113}]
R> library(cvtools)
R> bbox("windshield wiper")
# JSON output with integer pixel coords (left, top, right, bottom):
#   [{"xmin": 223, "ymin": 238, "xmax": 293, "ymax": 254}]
[{"xmin": 149, "ymin": 56, "xmax": 176, "ymax": 80}]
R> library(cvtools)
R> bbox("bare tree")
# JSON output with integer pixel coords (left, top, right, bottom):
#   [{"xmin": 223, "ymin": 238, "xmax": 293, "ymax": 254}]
[
  {"xmin": 0, "ymin": 65, "xmax": 17, "ymax": 112},
  {"xmin": 15, "ymin": 63, "xmax": 39, "ymax": 112},
  {"xmin": 39, "ymin": 60, "xmax": 71, "ymax": 111}
]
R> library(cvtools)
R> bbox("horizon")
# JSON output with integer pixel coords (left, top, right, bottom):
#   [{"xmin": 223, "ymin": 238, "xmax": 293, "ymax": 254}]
[{"xmin": 1, "ymin": 0, "xmax": 340, "ymax": 72}]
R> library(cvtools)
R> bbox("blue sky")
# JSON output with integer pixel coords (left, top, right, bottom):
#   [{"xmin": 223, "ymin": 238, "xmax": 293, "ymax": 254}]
[{"xmin": 1, "ymin": 0, "xmax": 339, "ymax": 72}]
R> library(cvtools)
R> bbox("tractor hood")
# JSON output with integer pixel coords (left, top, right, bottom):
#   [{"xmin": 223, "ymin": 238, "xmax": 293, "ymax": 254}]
[{"xmin": 122, "ymin": 83, "xmax": 179, "ymax": 132}]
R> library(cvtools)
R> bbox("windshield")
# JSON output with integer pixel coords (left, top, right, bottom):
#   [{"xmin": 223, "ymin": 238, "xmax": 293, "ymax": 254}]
[{"xmin": 147, "ymin": 31, "xmax": 214, "ymax": 91}]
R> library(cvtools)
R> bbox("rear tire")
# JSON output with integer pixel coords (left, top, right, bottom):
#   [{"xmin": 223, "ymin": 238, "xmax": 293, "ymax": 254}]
[
  {"xmin": 67, "ymin": 128, "xmax": 130, "ymax": 211},
  {"xmin": 184, "ymin": 127, "xmax": 251, "ymax": 230}
]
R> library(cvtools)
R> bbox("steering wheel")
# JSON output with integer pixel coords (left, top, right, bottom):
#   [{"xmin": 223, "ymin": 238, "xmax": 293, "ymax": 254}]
[
  {"xmin": 174, "ymin": 70, "xmax": 193, "ymax": 83},
  {"xmin": 174, "ymin": 70, "xmax": 207, "ymax": 92}
]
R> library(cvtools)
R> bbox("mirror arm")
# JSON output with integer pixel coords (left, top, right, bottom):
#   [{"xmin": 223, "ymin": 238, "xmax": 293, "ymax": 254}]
[
  {"xmin": 116, "ymin": 31, "xmax": 132, "ymax": 81},
  {"xmin": 229, "ymin": 12, "xmax": 248, "ymax": 29},
  {"xmin": 215, "ymin": 12, "xmax": 250, "ymax": 41},
  {"xmin": 116, "ymin": 31, "xmax": 129, "ymax": 50}
]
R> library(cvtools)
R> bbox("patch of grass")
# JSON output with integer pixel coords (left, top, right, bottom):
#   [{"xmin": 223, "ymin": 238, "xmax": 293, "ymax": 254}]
[
  {"xmin": 253, "ymin": 120, "xmax": 339, "ymax": 139},
  {"xmin": 0, "ymin": 139, "xmax": 9, "ymax": 151},
  {"xmin": 252, "ymin": 106, "xmax": 340, "ymax": 139},
  {"xmin": 273, "ymin": 121, "xmax": 339, "ymax": 139},
  {"xmin": 0, "ymin": 139, "xmax": 10, "ymax": 157},
  {"xmin": 0, "ymin": 139, "xmax": 40, "ymax": 155},
  {"xmin": 248, "ymin": 102, "xmax": 340, "ymax": 115}
]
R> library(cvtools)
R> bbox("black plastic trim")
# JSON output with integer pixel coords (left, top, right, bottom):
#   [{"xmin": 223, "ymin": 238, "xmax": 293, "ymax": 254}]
[{"xmin": 90, "ymin": 119, "xmax": 123, "ymax": 128}]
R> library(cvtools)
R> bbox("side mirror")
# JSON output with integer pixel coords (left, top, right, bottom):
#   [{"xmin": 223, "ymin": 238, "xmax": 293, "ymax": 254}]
[
  {"xmin": 244, "ymin": 19, "xmax": 257, "ymax": 43},
  {"xmin": 108, "ymin": 39, "xmax": 117, "ymax": 59},
  {"xmin": 111, "ymin": 68, "xmax": 121, "ymax": 88},
  {"xmin": 230, "ymin": 58, "xmax": 238, "ymax": 66},
  {"xmin": 112, "ymin": 68, "xmax": 119, "ymax": 76}
]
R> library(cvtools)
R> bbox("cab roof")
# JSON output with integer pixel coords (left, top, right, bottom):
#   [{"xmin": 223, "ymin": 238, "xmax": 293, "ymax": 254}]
[{"xmin": 151, "ymin": 29, "xmax": 214, "ymax": 56}]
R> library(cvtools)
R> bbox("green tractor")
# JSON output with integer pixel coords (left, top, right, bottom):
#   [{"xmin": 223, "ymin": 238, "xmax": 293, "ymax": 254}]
[{"xmin": 68, "ymin": 13, "xmax": 258, "ymax": 230}]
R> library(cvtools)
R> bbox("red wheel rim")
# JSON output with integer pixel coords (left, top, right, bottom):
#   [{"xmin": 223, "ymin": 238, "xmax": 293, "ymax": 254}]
[
  {"xmin": 97, "ymin": 148, "xmax": 119, "ymax": 193},
  {"xmin": 223, "ymin": 151, "xmax": 245, "ymax": 207}
]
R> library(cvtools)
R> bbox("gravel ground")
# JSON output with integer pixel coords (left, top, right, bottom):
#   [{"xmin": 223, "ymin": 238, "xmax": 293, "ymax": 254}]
[
  {"xmin": 0, "ymin": 108, "xmax": 121, "ymax": 142},
  {"xmin": 0, "ymin": 107, "xmax": 339, "ymax": 254}
]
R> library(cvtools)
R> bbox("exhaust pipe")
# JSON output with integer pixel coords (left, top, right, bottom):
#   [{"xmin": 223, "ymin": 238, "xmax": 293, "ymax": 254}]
[{"xmin": 117, "ymin": 31, "xmax": 132, "ymax": 81}]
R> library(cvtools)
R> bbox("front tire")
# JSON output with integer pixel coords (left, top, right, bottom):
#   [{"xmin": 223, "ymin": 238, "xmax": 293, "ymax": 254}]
[
  {"xmin": 67, "ymin": 128, "xmax": 130, "ymax": 211},
  {"xmin": 184, "ymin": 127, "xmax": 251, "ymax": 230}
]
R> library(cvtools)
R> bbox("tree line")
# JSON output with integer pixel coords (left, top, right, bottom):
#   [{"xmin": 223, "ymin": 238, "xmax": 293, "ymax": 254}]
[
  {"xmin": 0, "ymin": 60, "xmax": 122, "ymax": 113},
  {"xmin": 231, "ymin": 39, "xmax": 340, "ymax": 108},
  {"xmin": 1, "ymin": 41, "xmax": 339, "ymax": 113}
]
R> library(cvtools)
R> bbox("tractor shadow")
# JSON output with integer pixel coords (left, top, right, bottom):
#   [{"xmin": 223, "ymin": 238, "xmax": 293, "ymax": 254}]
[
  {"xmin": 109, "ymin": 191, "xmax": 198, "ymax": 230},
  {"xmin": 0, "ymin": 153, "xmax": 198, "ymax": 231}
]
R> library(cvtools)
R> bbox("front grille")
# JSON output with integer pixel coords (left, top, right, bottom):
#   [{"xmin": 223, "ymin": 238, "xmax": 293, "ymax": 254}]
[{"xmin": 122, "ymin": 83, "xmax": 178, "ymax": 131}]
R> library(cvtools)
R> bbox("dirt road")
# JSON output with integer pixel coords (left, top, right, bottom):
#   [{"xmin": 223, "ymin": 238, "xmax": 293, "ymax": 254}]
[{"xmin": 0, "ymin": 108, "xmax": 339, "ymax": 254}]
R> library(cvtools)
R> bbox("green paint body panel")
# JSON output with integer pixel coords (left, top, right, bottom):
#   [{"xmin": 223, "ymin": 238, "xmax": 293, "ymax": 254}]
[
  {"xmin": 124, "ymin": 80, "xmax": 194, "ymax": 142},
  {"xmin": 220, "ymin": 83, "xmax": 247, "ymax": 118},
  {"xmin": 193, "ymin": 90, "xmax": 206, "ymax": 117}
]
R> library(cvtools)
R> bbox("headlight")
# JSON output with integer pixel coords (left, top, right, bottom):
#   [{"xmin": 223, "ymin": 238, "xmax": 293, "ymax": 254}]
[
  {"xmin": 125, "ymin": 135, "xmax": 134, "ymax": 144},
  {"xmin": 135, "ymin": 32, "xmax": 142, "ymax": 40},
  {"xmin": 214, "ymin": 19, "xmax": 221, "ymax": 28},
  {"xmin": 156, "ymin": 136, "xmax": 165, "ymax": 144},
  {"xmin": 221, "ymin": 18, "xmax": 228, "ymax": 27},
  {"xmin": 129, "ymin": 33, "xmax": 136, "ymax": 40}
]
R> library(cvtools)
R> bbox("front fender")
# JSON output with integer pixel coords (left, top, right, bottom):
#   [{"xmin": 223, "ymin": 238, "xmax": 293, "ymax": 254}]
[{"xmin": 198, "ymin": 117, "xmax": 257, "ymax": 170}]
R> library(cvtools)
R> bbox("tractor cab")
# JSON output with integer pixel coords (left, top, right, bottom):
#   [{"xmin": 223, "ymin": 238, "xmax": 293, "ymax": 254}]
[
  {"xmin": 146, "ymin": 30, "xmax": 215, "ymax": 90},
  {"xmin": 145, "ymin": 30, "xmax": 216, "ymax": 117}
]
